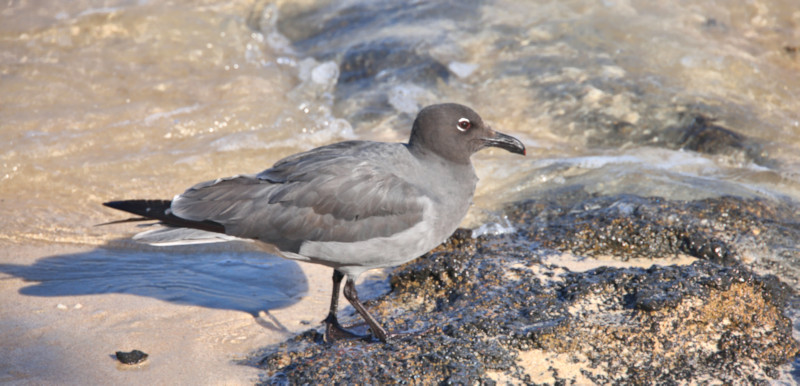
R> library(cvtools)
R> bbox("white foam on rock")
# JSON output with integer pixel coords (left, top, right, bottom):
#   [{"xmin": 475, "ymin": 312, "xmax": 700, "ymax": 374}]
[
  {"xmin": 388, "ymin": 84, "xmax": 431, "ymax": 114},
  {"xmin": 448, "ymin": 61, "xmax": 479, "ymax": 79}
]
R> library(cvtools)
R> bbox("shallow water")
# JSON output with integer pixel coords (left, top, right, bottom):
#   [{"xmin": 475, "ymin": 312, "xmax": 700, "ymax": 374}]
[
  {"xmin": 1, "ymin": 0, "xmax": 800, "ymax": 368},
  {"xmin": 3, "ymin": 0, "xmax": 799, "ymax": 244}
]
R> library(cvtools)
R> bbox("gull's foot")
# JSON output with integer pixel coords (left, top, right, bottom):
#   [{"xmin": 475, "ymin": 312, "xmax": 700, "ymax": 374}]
[
  {"xmin": 323, "ymin": 314, "xmax": 375, "ymax": 343},
  {"xmin": 323, "ymin": 314, "xmax": 431, "ymax": 343}
]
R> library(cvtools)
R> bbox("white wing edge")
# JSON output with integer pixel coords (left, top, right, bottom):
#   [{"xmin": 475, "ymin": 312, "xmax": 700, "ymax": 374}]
[{"xmin": 132, "ymin": 227, "xmax": 244, "ymax": 246}]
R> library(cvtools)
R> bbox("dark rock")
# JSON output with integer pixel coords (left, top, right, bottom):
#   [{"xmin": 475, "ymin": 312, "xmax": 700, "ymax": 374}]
[
  {"xmin": 338, "ymin": 39, "xmax": 449, "ymax": 88},
  {"xmin": 332, "ymin": 38, "xmax": 451, "ymax": 123},
  {"xmin": 507, "ymin": 192, "xmax": 799, "ymax": 268},
  {"xmin": 115, "ymin": 349, "xmax": 148, "ymax": 365},
  {"xmin": 655, "ymin": 113, "xmax": 768, "ymax": 164},
  {"xmin": 552, "ymin": 263, "xmax": 797, "ymax": 383},
  {"xmin": 250, "ymin": 195, "xmax": 799, "ymax": 384},
  {"xmin": 665, "ymin": 114, "xmax": 747, "ymax": 154},
  {"xmin": 274, "ymin": 1, "xmax": 483, "ymax": 55},
  {"xmin": 261, "ymin": 1, "xmax": 483, "ymax": 125}
]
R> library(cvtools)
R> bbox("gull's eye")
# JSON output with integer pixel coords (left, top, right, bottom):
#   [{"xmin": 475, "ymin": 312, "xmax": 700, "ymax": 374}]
[{"xmin": 457, "ymin": 118, "xmax": 471, "ymax": 132}]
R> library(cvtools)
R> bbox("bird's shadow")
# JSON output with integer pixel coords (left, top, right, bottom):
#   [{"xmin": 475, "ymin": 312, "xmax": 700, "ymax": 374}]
[{"xmin": 0, "ymin": 240, "xmax": 307, "ymax": 318}]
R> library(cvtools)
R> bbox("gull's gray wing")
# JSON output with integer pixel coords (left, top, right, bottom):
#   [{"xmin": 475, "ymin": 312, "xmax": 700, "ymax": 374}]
[{"xmin": 170, "ymin": 141, "xmax": 427, "ymax": 252}]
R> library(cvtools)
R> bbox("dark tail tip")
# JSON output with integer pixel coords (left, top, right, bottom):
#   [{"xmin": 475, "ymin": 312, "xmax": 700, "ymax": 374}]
[
  {"xmin": 103, "ymin": 199, "xmax": 173, "ymax": 220},
  {"xmin": 103, "ymin": 199, "xmax": 225, "ymax": 234}
]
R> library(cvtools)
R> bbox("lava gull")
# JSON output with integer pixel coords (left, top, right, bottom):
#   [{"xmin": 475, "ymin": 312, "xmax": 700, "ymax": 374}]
[{"xmin": 104, "ymin": 103, "xmax": 525, "ymax": 343}]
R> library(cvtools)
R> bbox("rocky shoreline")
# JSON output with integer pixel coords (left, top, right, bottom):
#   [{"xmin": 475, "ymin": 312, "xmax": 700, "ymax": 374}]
[{"xmin": 251, "ymin": 194, "xmax": 800, "ymax": 384}]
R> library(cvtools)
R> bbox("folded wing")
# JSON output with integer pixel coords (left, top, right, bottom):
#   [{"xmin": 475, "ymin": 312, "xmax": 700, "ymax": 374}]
[{"xmin": 170, "ymin": 142, "xmax": 427, "ymax": 252}]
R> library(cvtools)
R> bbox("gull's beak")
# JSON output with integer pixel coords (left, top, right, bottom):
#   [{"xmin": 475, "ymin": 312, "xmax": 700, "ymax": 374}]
[{"xmin": 480, "ymin": 129, "xmax": 526, "ymax": 156}]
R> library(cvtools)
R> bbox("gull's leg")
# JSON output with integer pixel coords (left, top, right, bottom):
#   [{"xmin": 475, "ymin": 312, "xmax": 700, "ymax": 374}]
[
  {"xmin": 323, "ymin": 270, "xmax": 370, "ymax": 343},
  {"xmin": 342, "ymin": 277, "xmax": 388, "ymax": 343}
]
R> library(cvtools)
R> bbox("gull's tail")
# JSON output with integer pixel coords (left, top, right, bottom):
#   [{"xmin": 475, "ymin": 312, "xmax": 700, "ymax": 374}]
[{"xmin": 102, "ymin": 200, "xmax": 237, "ymax": 246}]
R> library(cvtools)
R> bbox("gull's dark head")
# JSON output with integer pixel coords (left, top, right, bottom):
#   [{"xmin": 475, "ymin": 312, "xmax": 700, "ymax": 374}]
[{"xmin": 408, "ymin": 103, "xmax": 526, "ymax": 164}]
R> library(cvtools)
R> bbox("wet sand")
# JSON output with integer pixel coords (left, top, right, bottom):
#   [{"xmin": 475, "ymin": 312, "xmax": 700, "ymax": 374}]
[{"xmin": 0, "ymin": 242, "xmax": 332, "ymax": 385}]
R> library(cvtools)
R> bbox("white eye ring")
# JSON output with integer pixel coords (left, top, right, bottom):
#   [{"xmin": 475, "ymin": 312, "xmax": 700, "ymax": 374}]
[{"xmin": 457, "ymin": 118, "xmax": 471, "ymax": 132}]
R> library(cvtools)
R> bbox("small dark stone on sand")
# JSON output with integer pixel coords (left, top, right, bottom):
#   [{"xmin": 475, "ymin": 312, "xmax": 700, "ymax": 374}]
[{"xmin": 116, "ymin": 350, "xmax": 148, "ymax": 365}]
